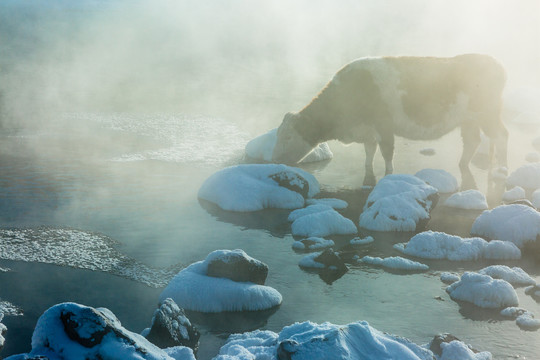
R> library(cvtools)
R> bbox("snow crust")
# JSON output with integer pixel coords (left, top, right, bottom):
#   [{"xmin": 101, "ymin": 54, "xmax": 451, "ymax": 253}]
[
  {"xmin": 502, "ymin": 186, "xmax": 526, "ymax": 202},
  {"xmin": 506, "ymin": 162, "xmax": 540, "ymax": 189},
  {"xmin": 159, "ymin": 250, "xmax": 282, "ymax": 313},
  {"xmin": 443, "ymin": 190, "xmax": 488, "ymax": 210},
  {"xmin": 414, "ymin": 168, "xmax": 458, "ymax": 193},
  {"xmin": 358, "ymin": 256, "xmax": 429, "ymax": 271},
  {"xmin": 198, "ymin": 164, "xmax": 319, "ymax": 211},
  {"xmin": 245, "ymin": 128, "xmax": 333, "ymax": 163},
  {"xmin": 292, "ymin": 237, "xmax": 335, "ymax": 251},
  {"xmin": 478, "ymin": 265, "xmax": 536, "ymax": 287},
  {"xmin": 289, "ymin": 205, "xmax": 357, "ymax": 237},
  {"xmin": 470, "ymin": 204, "xmax": 540, "ymax": 248},
  {"xmin": 214, "ymin": 320, "xmax": 435, "ymax": 360},
  {"xmin": 359, "ymin": 174, "xmax": 438, "ymax": 231},
  {"xmin": 446, "ymin": 272, "xmax": 519, "ymax": 309},
  {"xmin": 394, "ymin": 231, "xmax": 521, "ymax": 261}
]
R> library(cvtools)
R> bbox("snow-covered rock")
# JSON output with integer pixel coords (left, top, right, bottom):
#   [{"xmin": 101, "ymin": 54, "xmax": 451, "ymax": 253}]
[
  {"xmin": 502, "ymin": 186, "xmax": 526, "ymax": 203},
  {"xmin": 245, "ymin": 128, "xmax": 333, "ymax": 163},
  {"xmin": 506, "ymin": 162, "xmax": 540, "ymax": 190},
  {"xmin": 292, "ymin": 237, "xmax": 335, "ymax": 251},
  {"xmin": 359, "ymin": 174, "xmax": 438, "ymax": 232},
  {"xmin": 306, "ymin": 197, "xmax": 348, "ymax": 209},
  {"xmin": 298, "ymin": 249, "xmax": 348, "ymax": 273},
  {"xmin": 358, "ymin": 256, "xmax": 428, "ymax": 271},
  {"xmin": 470, "ymin": 204, "xmax": 540, "ymax": 248},
  {"xmin": 443, "ymin": 190, "xmax": 488, "ymax": 210},
  {"xmin": 214, "ymin": 320, "xmax": 435, "ymax": 360},
  {"xmin": 4, "ymin": 302, "xmax": 195, "ymax": 360},
  {"xmin": 439, "ymin": 340, "xmax": 492, "ymax": 360},
  {"xmin": 206, "ymin": 249, "xmax": 268, "ymax": 285},
  {"xmin": 289, "ymin": 205, "xmax": 357, "ymax": 237},
  {"xmin": 440, "ymin": 272, "xmax": 460, "ymax": 284},
  {"xmin": 415, "ymin": 168, "xmax": 458, "ymax": 193},
  {"xmin": 159, "ymin": 250, "xmax": 282, "ymax": 313},
  {"xmin": 0, "ymin": 313, "xmax": 6, "ymax": 351},
  {"xmin": 516, "ymin": 312, "xmax": 540, "ymax": 330},
  {"xmin": 198, "ymin": 164, "xmax": 319, "ymax": 212},
  {"xmin": 394, "ymin": 231, "xmax": 521, "ymax": 261},
  {"xmin": 478, "ymin": 265, "xmax": 535, "ymax": 287},
  {"xmin": 350, "ymin": 236, "xmax": 375, "ymax": 245},
  {"xmin": 446, "ymin": 272, "xmax": 519, "ymax": 309}
]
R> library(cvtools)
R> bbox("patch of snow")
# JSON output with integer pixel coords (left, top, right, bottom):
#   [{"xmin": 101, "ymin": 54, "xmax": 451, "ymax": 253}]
[
  {"xmin": 443, "ymin": 190, "xmax": 488, "ymax": 210},
  {"xmin": 471, "ymin": 204, "xmax": 540, "ymax": 248},
  {"xmin": 506, "ymin": 163, "xmax": 540, "ymax": 190},
  {"xmin": 394, "ymin": 231, "xmax": 521, "ymax": 261},
  {"xmin": 290, "ymin": 205, "xmax": 357, "ymax": 238},
  {"xmin": 502, "ymin": 186, "xmax": 526, "ymax": 202},
  {"xmin": 359, "ymin": 174, "xmax": 438, "ymax": 232},
  {"xmin": 306, "ymin": 198, "xmax": 348, "ymax": 209},
  {"xmin": 292, "ymin": 237, "xmax": 335, "ymax": 251},
  {"xmin": 478, "ymin": 265, "xmax": 535, "ymax": 287},
  {"xmin": 415, "ymin": 169, "xmax": 458, "ymax": 193},
  {"xmin": 358, "ymin": 256, "xmax": 428, "ymax": 271},
  {"xmin": 446, "ymin": 272, "xmax": 519, "ymax": 309},
  {"xmin": 245, "ymin": 128, "xmax": 333, "ymax": 163},
  {"xmin": 440, "ymin": 340, "xmax": 492, "ymax": 360},
  {"xmin": 440, "ymin": 272, "xmax": 460, "ymax": 284},
  {"xmin": 198, "ymin": 164, "xmax": 319, "ymax": 211},
  {"xmin": 350, "ymin": 236, "xmax": 375, "ymax": 245},
  {"xmin": 159, "ymin": 250, "xmax": 282, "ymax": 313}
]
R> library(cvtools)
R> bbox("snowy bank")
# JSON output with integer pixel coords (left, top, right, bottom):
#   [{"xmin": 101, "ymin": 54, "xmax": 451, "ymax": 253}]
[
  {"xmin": 394, "ymin": 231, "xmax": 521, "ymax": 261},
  {"xmin": 443, "ymin": 190, "xmax": 488, "ymax": 210},
  {"xmin": 289, "ymin": 205, "xmax": 357, "ymax": 237},
  {"xmin": 5, "ymin": 302, "xmax": 195, "ymax": 360},
  {"xmin": 159, "ymin": 250, "xmax": 282, "ymax": 312},
  {"xmin": 245, "ymin": 128, "xmax": 333, "ymax": 163},
  {"xmin": 471, "ymin": 204, "xmax": 540, "ymax": 248},
  {"xmin": 359, "ymin": 174, "xmax": 438, "ymax": 232},
  {"xmin": 414, "ymin": 168, "xmax": 458, "ymax": 193},
  {"xmin": 198, "ymin": 164, "xmax": 319, "ymax": 211}
]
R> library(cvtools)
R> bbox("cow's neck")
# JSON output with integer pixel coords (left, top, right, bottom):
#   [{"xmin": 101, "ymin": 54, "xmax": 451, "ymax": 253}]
[{"xmin": 295, "ymin": 93, "xmax": 336, "ymax": 146}]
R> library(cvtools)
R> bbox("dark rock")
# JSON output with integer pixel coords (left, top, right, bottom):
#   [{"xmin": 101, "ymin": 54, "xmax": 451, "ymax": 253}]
[
  {"xmin": 61, "ymin": 307, "xmax": 111, "ymax": 348},
  {"xmin": 206, "ymin": 249, "xmax": 269, "ymax": 285},
  {"xmin": 146, "ymin": 298, "xmax": 200, "ymax": 351},
  {"xmin": 313, "ymin": 249, "xmax": 348, "ymax": 273},
  {"xmin": 508, "ymin": 199, "xmax": 535, "ymax": 208},
  {"xmin": 269, "ymin": 171, "xmax": 309, "ymax": 198},
  {"xmin": 429, "ymin": 333, "xmax": 478, "ymax": 356},
  {"xmin": 277, "ymin": 339, "xmax": 299, "ymax": 360}
]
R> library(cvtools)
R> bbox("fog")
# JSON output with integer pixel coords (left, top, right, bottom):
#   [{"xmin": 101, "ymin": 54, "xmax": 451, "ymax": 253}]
[{"xmin": 1, "ymin": 0, "xmax": 539, "ymax": 134}]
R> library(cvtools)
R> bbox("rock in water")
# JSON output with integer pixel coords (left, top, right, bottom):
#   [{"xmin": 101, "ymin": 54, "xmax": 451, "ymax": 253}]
[
  {"xmin": 146, "ymin": 298, "xmax": 200, "ymax": 351},
  {"xmin": 206, "ymin": 249, "xmax": 269, "ymax": 285},
  {"xmin": 269, "ymin": 171, "xmax": 309, "ymax": 198},
  {"xmin": 313, "ymin": 249, "xmax": 348, "ymax": 273}
]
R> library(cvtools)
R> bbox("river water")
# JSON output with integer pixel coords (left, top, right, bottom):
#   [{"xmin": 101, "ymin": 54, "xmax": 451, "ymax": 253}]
[{"xmin": 1, "ymin": 112, "xmax": 539, "ymax": 359}]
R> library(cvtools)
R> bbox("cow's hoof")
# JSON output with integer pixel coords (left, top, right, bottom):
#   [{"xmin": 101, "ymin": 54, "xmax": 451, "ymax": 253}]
[{"xmin": 363, "ymin": 174, "xmax": 376, "ymax": 187}]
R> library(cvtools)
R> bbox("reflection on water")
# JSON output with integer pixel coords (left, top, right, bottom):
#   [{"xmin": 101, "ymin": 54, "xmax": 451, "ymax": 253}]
[{"xmin": 1, "ymin": 113, "xmax": 540, "ymax": 359}]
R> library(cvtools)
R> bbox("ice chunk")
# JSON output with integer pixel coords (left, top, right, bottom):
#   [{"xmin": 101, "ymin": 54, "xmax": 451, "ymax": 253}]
[
  {"xmin": 290, "ymin": 205, "xmax": 357, "ymax": 237},
  {"xmin": 198, "ymin": 164, "xmax": 319, "ymax": 211},
  {"xmin": 245, "ymin": 128, "xmax": 333, "ymax": 163},
  {"xmin": 415, "ymin": 168, "xmax": 458, "ymax": 193},
  {"xmin": 443, "ymin": 190, "xmax": 488, "ymax": 210},
  {"xmin": 446, "ymin": 272, "xmax": 519, "ymax": 309},
  {"xmin": 358, "ymin": 256, "xmax": 428, "ymax": 271},
  {"xmin": 471, "ymin": 204, "xmax": 540, "ymax": 248},
  {"xmin": 478, "ymin": 265, "xmax": 535, "ymax": 287},
  {"xmin": 359, "ymin": 174, "xmax": 438, "ymax": 232},
  {"xmin": 506, "ymin": 162, "xmax": 540, "ymax": 190}
]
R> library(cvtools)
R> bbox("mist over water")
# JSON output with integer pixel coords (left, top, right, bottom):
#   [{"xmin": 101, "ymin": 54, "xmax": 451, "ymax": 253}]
[{"xmin": 1, "ymin": 1, "xmax": 540, "ymax": 359}]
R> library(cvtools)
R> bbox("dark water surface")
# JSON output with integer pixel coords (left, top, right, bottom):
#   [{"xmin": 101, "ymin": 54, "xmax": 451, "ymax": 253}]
[{"xmin": 1, "ymin": 114, "xmax": 540, "ymax": 359}]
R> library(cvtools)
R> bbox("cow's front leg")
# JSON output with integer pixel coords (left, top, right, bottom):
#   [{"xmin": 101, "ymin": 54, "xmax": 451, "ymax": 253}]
[
  {"xmin": 378, "ymin": 132, "xmax": 395, "ymax": 176},
  {"xmin": 460, "ymin": 125, "xmax": 481, "ymax": 190},
  {"xmin": 363, "ymin": 140, "xmax": 377, "ymax": 186}
]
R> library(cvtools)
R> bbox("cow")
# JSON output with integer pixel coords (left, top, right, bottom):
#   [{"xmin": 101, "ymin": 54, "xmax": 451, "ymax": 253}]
[{"xmin": 271, "ymin": 54, "xmax": 508, "ymax": 188}]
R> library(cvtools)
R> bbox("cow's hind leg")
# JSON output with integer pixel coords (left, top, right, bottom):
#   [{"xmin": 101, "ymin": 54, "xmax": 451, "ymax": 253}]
[
  {"xmin": 460, "ymin": 125, "xmax": 481, "ymax": 189},
  {"xmin": 363, "ymin": 139, "xmax": 377, "ymax": 186},
  {"xmin": 378, "ymin": 132, "xmax": 395, "ymax": 176}
]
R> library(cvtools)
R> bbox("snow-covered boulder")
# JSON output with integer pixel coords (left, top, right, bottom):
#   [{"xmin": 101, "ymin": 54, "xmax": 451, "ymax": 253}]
[
  {"xmin": 478, "ymin": 265, "xmax": 535, "ymax": 287},
  {"xmin": 440, "ymin": 272, "xmax": 460, "ymax": 284},
  {"xmin": 143, "ymin": 298, "xmax": 200, "ymax": 351},
  {"xmin": 214, "ymin": 320, "xmax": 435, "ymax": 360},
  {"xmin": 429, "ymin": 334, "xmax": 491, "ymax": 360},
  {"xmin": 289, "ymin": 205, "xmax": 357, "ymax": 237},
  {"xmin": 359, "ymin": 174, "xmax": 439, "ymax": 232},
  {"xmin": 415, "ymin": 168, "xmax": 459, "ymax": 193},
  {"xmin": 502, "ymin": 186, "xmax": 526, "ymax": 203},
  {"xmin": 306, "ymin": 197, "xmax": 348, "ymax": 209},
  {"xmin": 206, "ymin": 249, "xmax": 268, "ymax": 285},
  {"xmin": 358, "ymin": 256, "xmax": 428, "ymax": 271},
  {"xmin": 470, "ymin": 204, "xmax": 540, "ymax": 248},
  {"xmin": 298, "ymin": 249, "xmax": 348, "ymax": 273},
  {"xmin": 159, "ymin": 250, "xmax": 282, "ymax": 313},
  {"xmin": 4, "ymin": 302, "xmax": 195, "ymax": 360},
  {"xmin": 501, "ymin": 307, "xmax": 540, "ymax": 331},
  {"xmin": 350, "ymin": 236, "xmax": 375, "ymax": 245},
  {"xmin": 0, "ymin": 313, "xmax": 6, "ymax": 352},
  {"xmin": 292, "ymin": 237, "xmax": 335, "ymax": 251},
  {"xmin": 245, "ymin": 128, "xmax": 333, "ymax": 163},
  {"xmin": 506, "ymin": 162, "xmax": 540, "ymax": 190},
  {"xmin": 443, "ymin": 190, "xmax": 488, "ymax": 210},
  {"xmin": 198, "ymin": 164, "xmax": 319, "ymax": 211},
  {"xmin": 394, "ymin": 231, "xmax": 521, "ymax": 261},
  {"xmin": 446, "ymin": 272, "xmax": 519, "ymax": 309}
]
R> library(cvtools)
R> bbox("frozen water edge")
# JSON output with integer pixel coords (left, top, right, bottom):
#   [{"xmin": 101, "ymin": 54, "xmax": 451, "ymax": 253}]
[{"xmin": 0, "ymin": 227, "xmax": 178, "ymax": 288}]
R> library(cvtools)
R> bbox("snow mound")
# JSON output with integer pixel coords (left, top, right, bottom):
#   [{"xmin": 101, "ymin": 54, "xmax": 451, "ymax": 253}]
[
  {"xmin": 414, "ymin": 168, "xmax": 458, "ymax": 193},
  {"xmin": 506, "ymin": 162, "xmax": 540, "ymax": 190},
  {"xmin": 214, "ymin": 320, "xmax": 435, "ymax": 360},
  {"xmin": 306, "ymin": 197, "xmax": 348, "ymax": 209},
  {"xmin": 292, "ymin": 237, "xmax": 335, "ymax": 251},
  {"xmin": 159, "ymin": 250, "xmax": 282, "ymax": 313},
  {"xmin": 394, "ymin": 231, "xmax": 521, "ymax": 261},
  {"xmin": 4, "ymin": 302, "xmax": 195, "ymax": 360},
  {"xmin": 440, "ymin": 272, "xmax": 460, "ymax": 284},
  {"xmin": 245, "ymin": 128, "xmax": 333, "ymax": 163},
  {"xmin": 350, "ymin": 236, "xmax": 375, "ymax": 245},
  {"xmin": 439, "ymin": 340, "xmax": 492, "ymax": 360},
  {"xmin": 478, "ymin": 265, "xmax": 535, "ymax": 287},
  {"xmin": 470, "ymin": 204, "xmax": 540, "ymax": 248},
  {"xmin": 446, "ymin": 272, "xmax": 519, "ymax": 309},
  {"xmin": 358, "ymin": 256, "xmax": 429, "ymax": 271},
  {"xmin": 443, "ymin": 190, "xmax": 488, "ymax": 210},
  {"xmin": 359, "ymin": 174, "xmax": 438, "ymax": 232},
  {"xmin": 198, "ymin": 164, "xmax": 319, "ymax": 211},
  {"xmin": 289, "ymin": 205, "xmax": 357, "ymax": 237},
  {"xmin": 502, "ymin": 186, "xmax": 526, "ymax": 203}
]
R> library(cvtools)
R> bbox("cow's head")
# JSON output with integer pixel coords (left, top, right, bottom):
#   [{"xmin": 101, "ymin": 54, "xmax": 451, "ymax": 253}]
[{"xmin": 272, "ymin": 112, "xmax": 314, "ymax": 164}]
